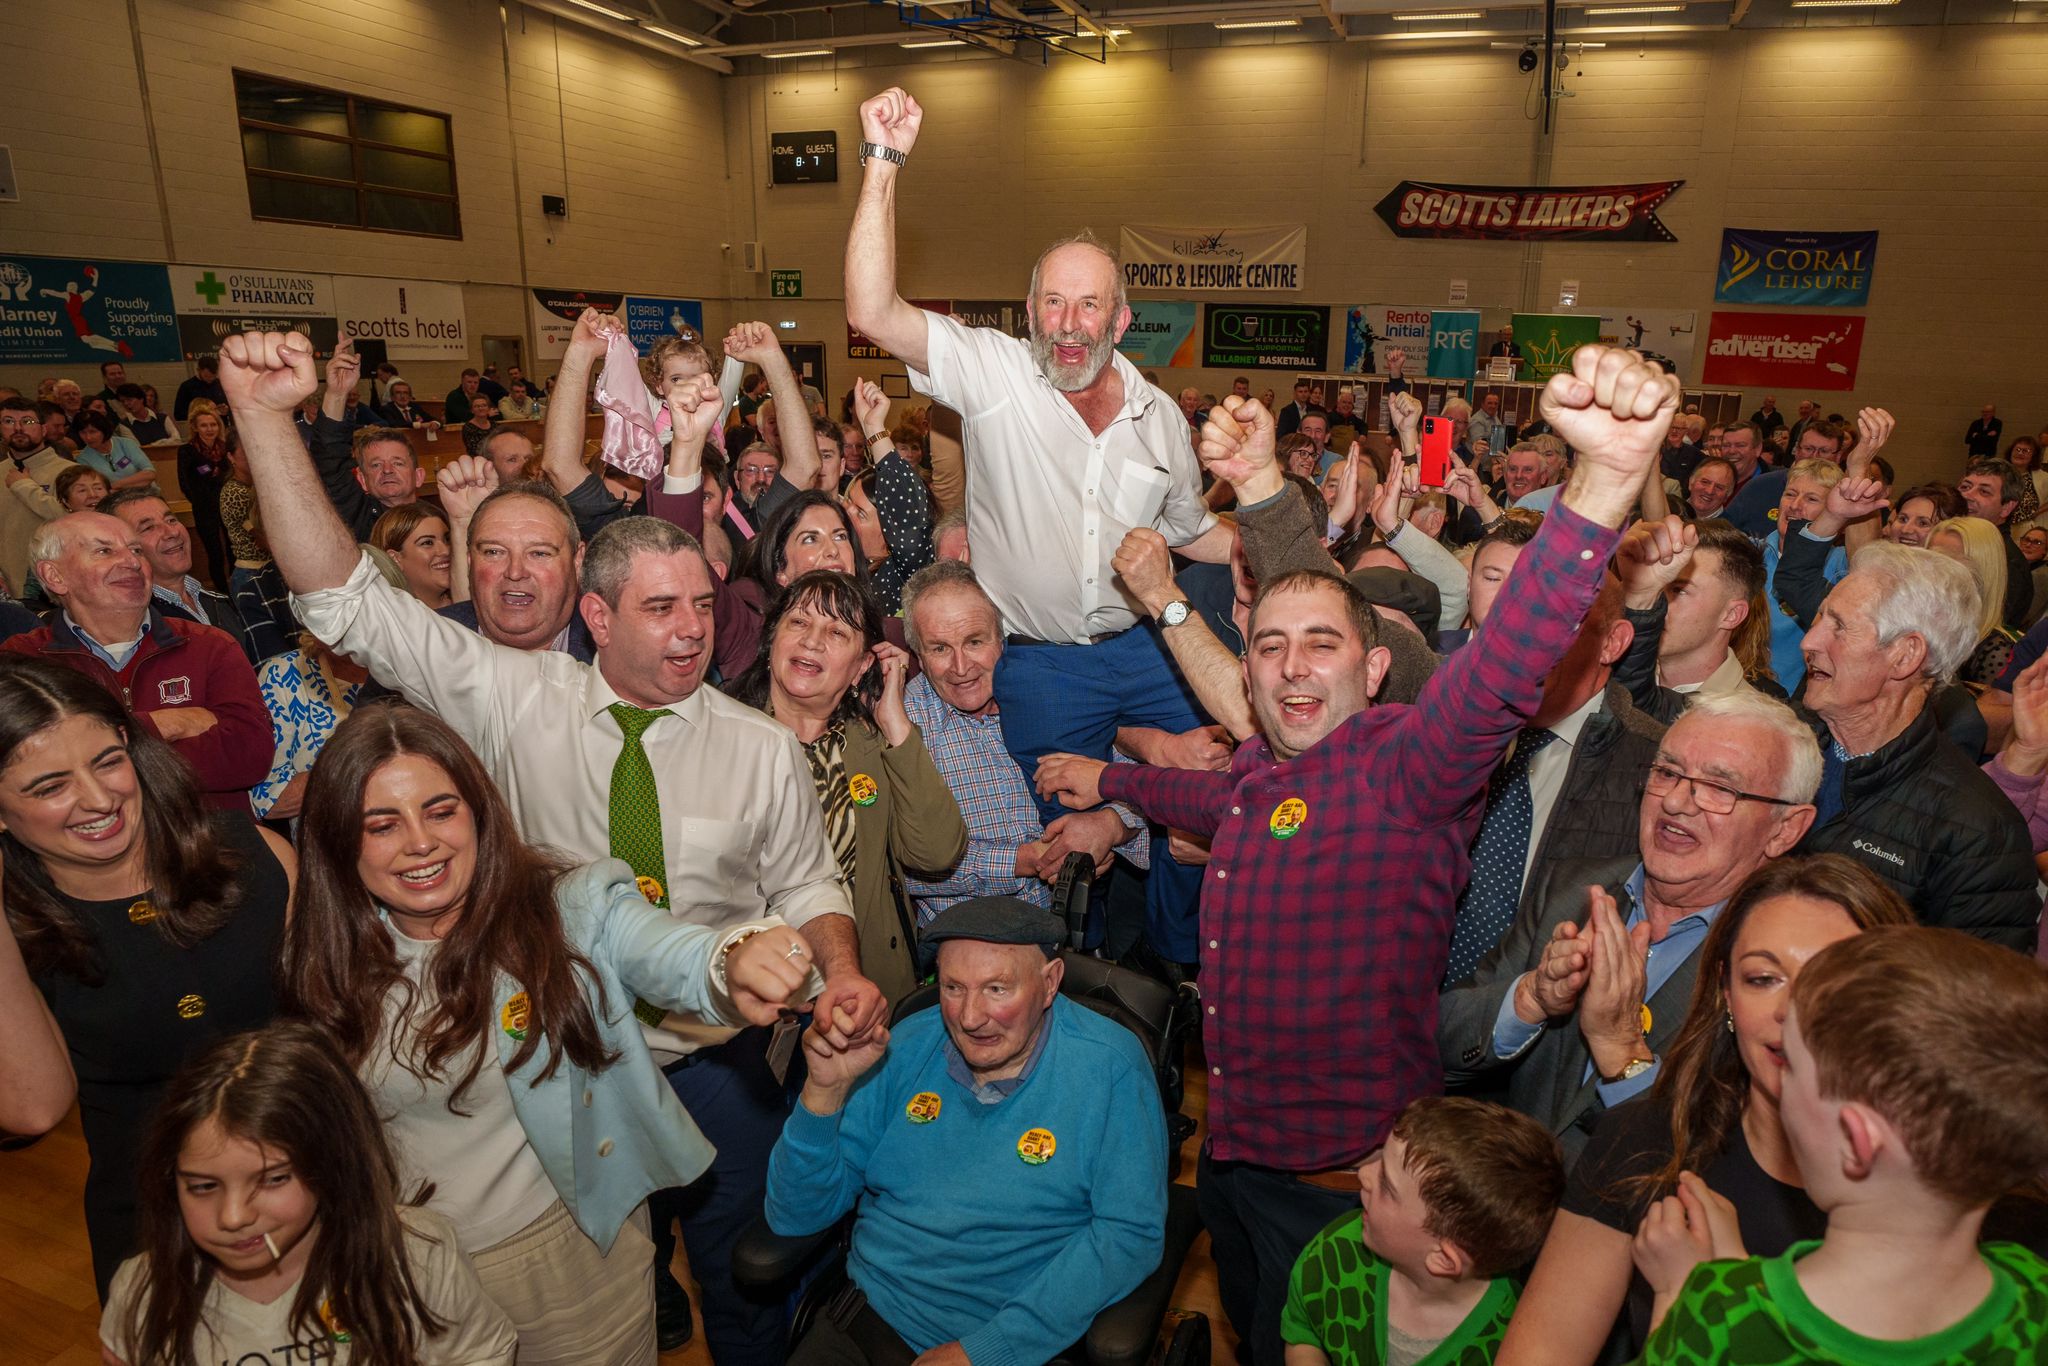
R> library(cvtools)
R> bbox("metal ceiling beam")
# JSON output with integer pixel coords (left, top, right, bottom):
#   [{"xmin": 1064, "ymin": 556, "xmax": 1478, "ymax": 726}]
[{"xmin": 519, "ymin": 0, "xmax": 735, "ymax": 70}]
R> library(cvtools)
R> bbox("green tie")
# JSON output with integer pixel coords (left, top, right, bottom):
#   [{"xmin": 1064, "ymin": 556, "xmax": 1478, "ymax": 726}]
[{"xmin": 608, "ymin": 702, "xmax": 672, "ymax": 1029}]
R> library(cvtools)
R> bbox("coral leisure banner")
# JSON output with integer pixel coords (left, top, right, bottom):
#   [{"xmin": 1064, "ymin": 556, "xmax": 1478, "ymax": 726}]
[
  {"xmin": 1715, "ymin": 229, "xmax": 1878, "ymax": 307},
  {"xmin": 1702, "ymin": 312, "xmax": 1864, "ymax": 391},
  {"xmin": 1120, "ymin": 225, "xmax": 1306, "ymax": 292},
  {"xmin": 1373, "ymin": 180, "xmax": 1683, "ymax": 243}
]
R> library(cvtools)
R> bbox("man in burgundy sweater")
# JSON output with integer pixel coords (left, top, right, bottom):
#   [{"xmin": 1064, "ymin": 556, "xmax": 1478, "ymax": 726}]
[{"xmin": 1035, "ymin": 345, "xmax": 1680, "ymax": 1362}]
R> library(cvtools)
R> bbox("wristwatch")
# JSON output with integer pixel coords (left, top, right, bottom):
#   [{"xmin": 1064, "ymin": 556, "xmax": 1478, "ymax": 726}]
[
  {"xmin": 860, "ymin": 141, "xmax": 908, "ymax": 168},
  {"xmin": 1603, "ymin": 1053, "xmax": 1655, "ymax": 1084},
  {"xmin": 1158, "ymin": 599, "xmax": 1192, "ymax": 628}
]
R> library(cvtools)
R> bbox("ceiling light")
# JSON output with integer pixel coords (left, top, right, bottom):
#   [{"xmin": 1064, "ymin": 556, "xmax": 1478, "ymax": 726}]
[
  {"xmin": 1583, "ymin": 3, "xmax": 1682, "ymax": 11},
  {"xmin": 900, "ymin": 36, "xmax": 967, "ymax": 45},
  {"xmin": 565, "ymin": 0, "xmax": 637, "ymax": 20},
  {"xmin": 1214, "ymin": 17, "xmax": 1301, "ymax": 28},
  {"xmin": 641, "ymin": 22, "xmax": 704, "ymax": 44},
  {"xmin": 1393, "ymin": 9, "xmax": 1481, "ymax": 17},
  {"xmin": 1788, "ymin": 0, "xmax": 1899, "ymax": 7},
  {"xmin": 1104, "ymin": 27, "xmax": 1133, "ymax": 35},
  {"xmin": 764, "ymin": 47, "xmax": 835, "ymax": 56}
]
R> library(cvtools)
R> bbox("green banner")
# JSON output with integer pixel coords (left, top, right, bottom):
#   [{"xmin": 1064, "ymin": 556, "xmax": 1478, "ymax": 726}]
[{"xmin": 1510, "ymin": 312, "xmax": 1602, "ymax": 381}]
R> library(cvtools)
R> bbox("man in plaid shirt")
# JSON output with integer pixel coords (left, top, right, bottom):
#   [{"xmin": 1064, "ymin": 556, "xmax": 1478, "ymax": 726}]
[{"xmin": 1036, "ymin": 345, "xmax": 1682, "ymax": 1363}]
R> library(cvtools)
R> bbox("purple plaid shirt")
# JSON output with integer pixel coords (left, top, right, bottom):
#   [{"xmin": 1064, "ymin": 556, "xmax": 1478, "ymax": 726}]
[{"xmin": 1100, "ymin": 500, "xmax": 1621, "ymax": 1170}]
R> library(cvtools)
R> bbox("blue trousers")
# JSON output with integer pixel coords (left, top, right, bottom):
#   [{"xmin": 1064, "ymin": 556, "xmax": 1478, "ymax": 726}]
[
  {"xmin": 993, "ymin": 622, "xmax": 1208, "ymax": 963},
  {"xmin": 1197, "ymin": 1147, "xmax": 1358, "ymax": 1366},
  {"xmin": 653, "ymin": 1027, "xmax": 795, "ymax": 1366}
]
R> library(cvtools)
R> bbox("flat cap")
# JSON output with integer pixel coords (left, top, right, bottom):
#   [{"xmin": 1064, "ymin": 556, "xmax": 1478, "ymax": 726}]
[{"xmin": 922, "ymin": 896, "xmax": 1065, "ymax": 952}]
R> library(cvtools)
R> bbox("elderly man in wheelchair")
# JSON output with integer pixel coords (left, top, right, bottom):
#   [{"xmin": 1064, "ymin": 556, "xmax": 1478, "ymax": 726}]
[{"xmin": 764, "ymin": 895, "xmax": 1171, "ymax": 1366}]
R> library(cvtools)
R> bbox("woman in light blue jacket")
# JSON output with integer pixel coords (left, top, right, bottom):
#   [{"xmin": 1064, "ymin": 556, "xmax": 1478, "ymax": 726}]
[{"xmin": 279, "ymin": 703, "xmax": 818, "ymax": 1366}]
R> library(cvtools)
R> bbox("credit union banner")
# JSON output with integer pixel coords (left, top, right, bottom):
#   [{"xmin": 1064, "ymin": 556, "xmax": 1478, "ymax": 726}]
[
  {"xmin": 0, "ymin": 254, "xmax": 181, "ymax": 364},
  {"xmin": 1373, "ymin": 180, "xmax": 1682, "ymax": 243},
  {"xmin": 1120, "ymin": 225, "xmax": 1306, "ymax": 292},
  {"xmin": 1714, "ymin": 229, "xmax": 1878, "ymax": 307},
  {"xmin": 1702, "ymin": 311, "xmax": 1864, "ymax": 391}
]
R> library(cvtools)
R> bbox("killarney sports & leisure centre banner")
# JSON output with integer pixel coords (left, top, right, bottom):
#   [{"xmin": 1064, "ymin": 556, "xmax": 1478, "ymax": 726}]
[
  {"xmin": 1715, "ymin": 229, "xmax": 1878, "ymax": 307},
  {"xmin": 1121, "ymin": 224, "xmax": 1307, "ymax": 292}
]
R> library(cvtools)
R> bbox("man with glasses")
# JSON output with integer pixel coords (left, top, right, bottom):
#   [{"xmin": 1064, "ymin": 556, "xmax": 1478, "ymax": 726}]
[
  {"xmin": 1, "ymin": 396, "xmax": 75, "ymax": 597},
  {"xmin": 1438, "ymin": 690, "xmax": 1820, "ymax": 1161}
]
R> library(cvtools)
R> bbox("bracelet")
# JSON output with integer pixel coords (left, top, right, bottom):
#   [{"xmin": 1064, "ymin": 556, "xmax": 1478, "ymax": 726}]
[
  {"xmin": 712, "ymin": 926, "xmax": 770, "ymax": 994},
  {"xmin": 864, "ymin": 430, "xmax": 891, "ymax": 448},
  {"xmin": 860, "ymin": 141, "xmax": 908, "ymax": 168}
]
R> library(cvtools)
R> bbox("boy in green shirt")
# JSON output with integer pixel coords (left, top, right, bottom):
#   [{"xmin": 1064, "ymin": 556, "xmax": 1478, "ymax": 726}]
[
  {"xmin": 1638, "ymin": 927, "xmax": 2048, "ymax": 1365},
  {"xmin": 1281, "ymin": 1097, "xmax": 1564, "ymax": 1366}
]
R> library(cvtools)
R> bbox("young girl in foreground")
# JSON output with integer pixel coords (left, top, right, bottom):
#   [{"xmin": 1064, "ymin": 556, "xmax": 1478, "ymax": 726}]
[{"xmin": 99, "ymin": 1022, "xmax": 516, "ymax": 1366}]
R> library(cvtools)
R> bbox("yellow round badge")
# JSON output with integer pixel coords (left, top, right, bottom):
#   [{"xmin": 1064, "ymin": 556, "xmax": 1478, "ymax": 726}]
[
  {"xmin": 1269, "ymin": 798, "xmax": 1308, "ymax": 840},
  {"xmin": 501, "ymin": 992, "xmax": 532, "ymax": 1042},
  {"xmin": 906, "ymin": 1091, "xmax": 942, "ymax": 1124},
  {"xmin": 636, "ymin": 874, "xmax": 665, "ymax": 905},
  {"xmin": 127, "ymin": 899, "xmax": 158, "ymax": 925},
  {"xmin": 1018, "ymin": 1128, "xmax": 1057, "ymax": 1165},
  {"xmin": 848, "ymin": 773, "xmax": 879, "ymax": 807},
  {"xmin": 175, "ymin": 993, "xmax": 206, "ymax": 1020},
  {"xmin": 1640, "ymin": 1003, "xmax": 1653, "ymax": 1038},
  {"xmin": 319, "ymin": 1300, "xmax": 352, "ymax": 1343}
]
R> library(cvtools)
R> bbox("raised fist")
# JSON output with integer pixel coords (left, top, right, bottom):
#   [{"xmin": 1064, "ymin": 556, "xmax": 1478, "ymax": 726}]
[
  {"xmin": 1197, "ymin": 395, "xmax": 1277, "ymax": 490},
  {"xmin": 853, "ymin": 379, "xmax": 890, "ymax": 437},
  {"xmin": 569, "ymin": 308, "xmax": 622, "ymax": 365},
  {"xmin": 665, "ymin": 372, "xmax": 724, "ymax": 447},
  {"xmin": 722, "ymin": 321, "xmax": 780, "ymax": 367},
  {"xmin": 858, "ymin": 88, "xmax": 924, "ymax": 159},
  {"xmin": 324, "ymin": 337, "xmax": 360, "ymax": 395},
  {"xmin": 1538, "ymin": 346, "xmax": 1682, "ymax": 512},
  {"xmin": 219, "ymin": 331, "xmax": 321, "ymax": 415},
  {"xmin": 434, "ymin": 454, "xmax": 501, "ymax": 523}
]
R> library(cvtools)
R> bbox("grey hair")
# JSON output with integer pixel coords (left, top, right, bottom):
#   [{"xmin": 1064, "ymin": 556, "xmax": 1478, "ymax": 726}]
[
  {"xmin": 1847, "ymin": 541, "xmax": 1981, "ymax": 686},
  {"xmin": 1676, "ymin": 689, "xmax": 1823, "ymax": 804},
  {"xmin": 580, "ymin": 515, "xmax": 703, "ymax": 608},
  {"xmin": 26, "ymin": 516, "xmax": 75, "ymax": 574},
  {"xmin": 1027, "ymin": 229, "xmax": 1127, "ymax": 320},
  {"xmin": 932, "ymin": 507, "xmax": 967, "ymax": 539},
  {"xmin": 900, "ymin": 559, "xmax": 998, "ymax": 654}
]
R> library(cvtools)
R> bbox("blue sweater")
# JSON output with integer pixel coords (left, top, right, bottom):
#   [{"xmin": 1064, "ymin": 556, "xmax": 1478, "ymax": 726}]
[{"xmin": 767, "ymin": 997, "xmax": 1167, "ymax": 1366}]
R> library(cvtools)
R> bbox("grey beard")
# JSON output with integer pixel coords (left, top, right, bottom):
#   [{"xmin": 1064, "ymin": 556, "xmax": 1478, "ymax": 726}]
[{"xmin": 1030, "ymin": 328, "xmax": 1114, "ymax": 393}]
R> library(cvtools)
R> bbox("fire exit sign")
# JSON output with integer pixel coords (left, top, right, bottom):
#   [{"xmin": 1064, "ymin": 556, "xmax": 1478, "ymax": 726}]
[{"xmin": 771, "ymin": 270, "xmax": 803, "ymax": 299}]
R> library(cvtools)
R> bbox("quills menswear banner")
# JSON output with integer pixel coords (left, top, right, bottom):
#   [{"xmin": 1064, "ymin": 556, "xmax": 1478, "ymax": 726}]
[
  {"xmin": 1120, "ymin": 225, "xmax": 1307, "ymax": 292},
  {"xmin": 1372, "ymin": 181, "xmax": 1683, "ymax": 243}
]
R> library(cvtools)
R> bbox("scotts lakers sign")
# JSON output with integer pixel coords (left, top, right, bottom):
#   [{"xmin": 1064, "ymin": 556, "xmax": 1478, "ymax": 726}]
[{"xmin": 1372, "ymin": 181, "xmax": 1683, "ymax": 243}]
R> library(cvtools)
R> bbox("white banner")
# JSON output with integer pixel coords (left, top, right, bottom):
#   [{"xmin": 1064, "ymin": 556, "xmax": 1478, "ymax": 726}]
[
  {"xmin": 333, "ymin": 276, "xmax": 468, "ymax": 359},
  {"xmin": 1119, "ymin": 224, "xmax": 1306, "ymax": 293},
  {"xmin": 168, "ymin": 265, "xmax": 333, "ymax": 317},
  {"xmin": 1594, "ymin": 308, "xmax": 1698, "ymax": 377}
]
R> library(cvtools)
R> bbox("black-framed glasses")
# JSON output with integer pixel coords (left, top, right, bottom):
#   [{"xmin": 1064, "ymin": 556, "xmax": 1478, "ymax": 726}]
[{"xmin": 1644, "ymin": 762, "xmax": 1801, "ymax": 816}]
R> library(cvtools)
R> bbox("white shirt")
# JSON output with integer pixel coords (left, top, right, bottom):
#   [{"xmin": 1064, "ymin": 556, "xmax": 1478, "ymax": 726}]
[
  {"xmin": 909, "ymin": 312, "xmax": 1217, "ymax": 642},
  {"xmin": 368, "ymin": 927, "xmax": 559, "ymax": 1253},
  {"xmin": 293, "ymin": 553, "xmax": 852, "ymax": 1054},
  {"xmin": 1522, "ymin": 688, "xmax": 1608, "ymax": 888},
  {"xmin": 102, "ymin": 1206, "xmax": 516, "ymax": 1366}
]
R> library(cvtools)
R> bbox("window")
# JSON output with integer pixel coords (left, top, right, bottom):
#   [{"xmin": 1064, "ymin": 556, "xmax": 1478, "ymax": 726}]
[{"xmin": 233, "ymin": 71, "xmax": 461, "ymax": 239}]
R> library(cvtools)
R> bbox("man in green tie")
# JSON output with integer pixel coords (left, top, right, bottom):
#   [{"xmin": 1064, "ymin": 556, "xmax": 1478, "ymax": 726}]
[{"xmin": 227, "ymin": 332, "xmax": 885, "ymax": 1366}]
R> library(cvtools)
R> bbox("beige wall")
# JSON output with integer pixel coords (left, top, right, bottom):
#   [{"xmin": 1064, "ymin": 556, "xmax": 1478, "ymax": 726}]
[{"xmin": 4, "ymin": 2, "xmax": 2044, "ymax": 484}]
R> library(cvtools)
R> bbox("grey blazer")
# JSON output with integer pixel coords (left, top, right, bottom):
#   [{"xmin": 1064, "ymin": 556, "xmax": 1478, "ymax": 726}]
[{"xmin": 1437, "ymin": 853, "xmax": 1709, "ymax": 1164}]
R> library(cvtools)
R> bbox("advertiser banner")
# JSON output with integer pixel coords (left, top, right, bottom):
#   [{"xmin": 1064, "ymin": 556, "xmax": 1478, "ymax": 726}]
[
  {"xmin": 624, "ymin": 296, "xmax": 705, "ymax": 351},
  {"xmin": 1511, "ymin": 313, "xmax": 1604, "ymax": 382},
  {"xmin": 1373, "ymin": 180, "xmax": 1683, "ymax": 243},
  {"xmin": 1595, "ymin": 308, "xmax": 1698, "ymax": 376},
  {"xmin": 1115, "ymin": 301, "xmax": 1200, "ymax": 368},
  {"xmin": 1342, "ymin": 305, "xmax": 1433, "ymax": 373},
  {"xmin": 530, "ymin": 287, "xmax": 626, "ymax": 360},
  {"xmin": 1426, "ymin": 309, "xmax": 1481, "ymax": 380},
  {"xmin": 951, "ymin": 299, "xmax": 1030, "ymax": 340},
  {"xmin": 1715, "ymin": 229, "xmax": 1878, "ymax": 307},
  {"xmin": 334, "ymin": 276, "xmax": 467, "ymax": 359},
  {"xmin": 1202, "ymin": 305, "xmax": 1330, "ymax": 371},
  {"xmin": 0, "ymin": 254, "xmax": 181, "ymax": 364},
  {"xmin": 851, "ymin": 299, "xmax": 951, "ymax": 361},
  {"xmin": 1702, "ymin": 311, "xmax": 1864, "ymax": 391},
  {"xmin": 1120, "ymin": 224, "xmax": 1306, "ymax": 293}
]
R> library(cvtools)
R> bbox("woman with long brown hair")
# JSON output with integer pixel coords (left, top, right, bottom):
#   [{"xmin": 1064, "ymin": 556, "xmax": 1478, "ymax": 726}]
[
  {"xmin": 278, "ymin": 703, "xmax": 815, "ymax": 1365},
  {"xmin": 1498, "ymin": 855, "xmax": 1915, "ymax": 1366},
  {"xmin": 0, "ymin": 656, "xmax": 296, "ymax": 1296},
  {"xmin": 370, "ymin": 503, "xmax": 454, "ymax": 610},
  {"xmin": 176, "ymin": 401, "xmax": 234, "ymax": 588},
  {"xmin": 100, "ymin": 1023, "xmax": 517, "ymax": 1366}
]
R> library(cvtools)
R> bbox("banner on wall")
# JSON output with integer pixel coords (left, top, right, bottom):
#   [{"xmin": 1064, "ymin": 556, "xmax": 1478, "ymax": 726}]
[
  {"xmin": 1702, "ymin": 311, "xmax": 1864, "ymax": 391},
  {"xmin": 1342, "ymin": 305, "xmax": 1434, "ymax": 373},
  {"xmin": 951, "ymin": 300, "xmax": 1030, "ymax": 340},
  {"xmin": 1594, "ymin": 308, "xmax": 1698, "ymax": 376},
  {"xmin": 333, "ymin": 276, "xmax": 468, "ymax": 359},
  {"xmin": 624, "ymin": 296, "xmax": 705, "ymax": 351},
  {"xmin": 1714, "ymin": 229, "xmax": 1878, "ymax": 307},
  {"xmin": 1201, "ymin": 305, "xmax": 1330, "ymax": 370},
  {"xmin": 851, "ymin": 299, "xmax": 951, "ymax": 361},
  {"xmin": 1511, "ymin": 313, "xmax": 1604, "ymax": 381},
  {"xmin": 1372, "ymin": 180, "xmax": 1683, "ymax": 243},
  {"xmin": 170, "ymin": 265, "xmax": 338, "ymax": 357},
  {"xmin": 1120, "ymin": 224, "xmax": 1306, "ymax": 293},
  {"xmin": 1115, "ymin": 301, "xmax": 1200, "ymax": 367},
  {"xmin": 1425, "ymin": 309, "xmax": 1481, "ymax": 379},
  {"xmin": 0, "ymin": 254, "xmax": 181, "ymax": 364},
  {"xmin": 530, "ymin": 287, "xmax": 625, "ymax": 360}
]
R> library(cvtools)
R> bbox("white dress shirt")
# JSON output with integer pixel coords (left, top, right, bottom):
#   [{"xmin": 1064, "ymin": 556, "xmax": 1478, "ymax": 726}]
[
  {"xmin": 293, "ymin": 553, "xmax": 852, "ymax": 1056},
  {"xmin": 909, "ymin": 312, "xmax": 1217, "ymax": 642},
  {"xmin": 1522, "ymin": 688, "xmax": 1609, "ymax": 888}
]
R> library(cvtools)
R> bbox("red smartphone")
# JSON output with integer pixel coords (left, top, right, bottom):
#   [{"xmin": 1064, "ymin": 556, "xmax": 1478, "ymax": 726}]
[{"xmin": 1418, "ymin": 415, "xmax": 1454, "ymax": 488}]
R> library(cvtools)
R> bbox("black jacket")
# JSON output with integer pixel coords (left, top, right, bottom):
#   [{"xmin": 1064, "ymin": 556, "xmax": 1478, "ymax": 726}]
[
  {"xmin": 1522, "ymin": 682, "xmax": 1668, "ymax": 903},
  {"xmin": 1614, "ymin": 597, "xmax": 2040, "ymax": 950}
]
